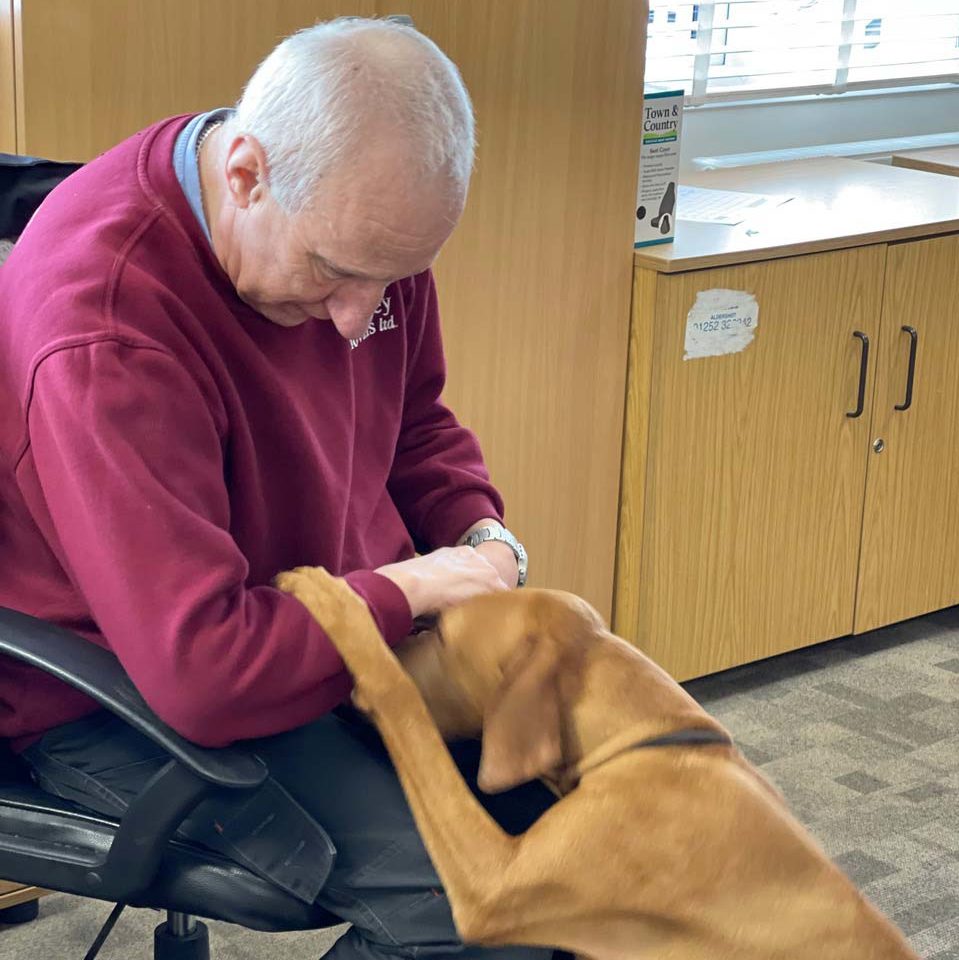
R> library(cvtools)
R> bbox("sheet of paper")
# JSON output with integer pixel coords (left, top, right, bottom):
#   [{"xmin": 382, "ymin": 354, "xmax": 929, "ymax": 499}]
[
  {"xmin": 684, "ymin": 289, "xmax": 759, "ymax": 361},
  {"xmin": 678, "ymin": 185, "xmax": 794, "ymax": 226}
]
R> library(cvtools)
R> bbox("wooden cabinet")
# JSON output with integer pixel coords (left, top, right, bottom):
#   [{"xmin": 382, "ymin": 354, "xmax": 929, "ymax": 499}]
[
  {"xmin": 616, "ymin": 159, "xmax": 959, "ymax": 680},
  {"xmin": 891, "ymin": 146, "xmax": 959, "ymax": 178},
  {"xmin": 620, "ymin": 248, "xmax": 884, "ymax": 679},
  {"xmin": 856, "ymin": 235, "xmax": 959, "ymax": 632}
]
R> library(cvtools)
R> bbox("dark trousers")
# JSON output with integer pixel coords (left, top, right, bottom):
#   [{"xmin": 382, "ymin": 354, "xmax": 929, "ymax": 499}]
[{"xmin": 22, "ymin": 709, "xmax": 557, "ymax": 959}]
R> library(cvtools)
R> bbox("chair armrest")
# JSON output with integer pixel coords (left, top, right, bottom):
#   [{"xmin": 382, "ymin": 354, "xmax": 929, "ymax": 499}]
[
  {"xmin": 0, "ymin": 607, "xmax": 266, "ymax": 790},
  {"xmin": 0, "ymin": 608, "xmax": 281, "ymax": 902}
]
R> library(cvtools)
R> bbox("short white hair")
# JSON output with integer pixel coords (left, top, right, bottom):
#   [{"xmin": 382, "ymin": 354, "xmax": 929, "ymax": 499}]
[{"xmin": 231, "ymin": 17, "xmax": 475, "ymax": 213}]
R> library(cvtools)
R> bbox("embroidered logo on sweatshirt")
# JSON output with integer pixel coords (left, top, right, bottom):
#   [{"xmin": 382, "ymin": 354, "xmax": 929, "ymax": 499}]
[{"xmin": 349, "ymin": 296, "xmax": 398, "ymax": 350}]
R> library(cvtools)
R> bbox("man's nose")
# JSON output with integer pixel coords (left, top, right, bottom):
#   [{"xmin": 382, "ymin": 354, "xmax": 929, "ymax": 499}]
[{"xmin": 330, "ymin": 284, "xmax": 388, "ymax": 339}]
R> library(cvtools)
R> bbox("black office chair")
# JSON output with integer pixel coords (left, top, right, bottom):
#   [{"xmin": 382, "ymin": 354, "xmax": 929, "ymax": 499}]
[
  {"xmin": 0, "ymin": 158, "xmax": 341, "ymax": 957},
  {"xmin": 0, "ymin": 608, "xmax": 343, "ymax": 959}
]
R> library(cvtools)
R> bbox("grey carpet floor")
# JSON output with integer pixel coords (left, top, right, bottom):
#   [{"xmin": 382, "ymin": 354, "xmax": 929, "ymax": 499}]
[{"xmin": 2, "ymin": 606, "xmax": 957, "ymax": 958}]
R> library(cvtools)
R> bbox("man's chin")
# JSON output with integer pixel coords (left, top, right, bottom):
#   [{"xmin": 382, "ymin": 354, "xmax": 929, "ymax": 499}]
[
  {"xmin": 267, "ymin": 313, "xmax": 310, "ymax": 328},
  {"xmin": 255, "ymin": 304, "xmax": 314, "ymax": 328}
]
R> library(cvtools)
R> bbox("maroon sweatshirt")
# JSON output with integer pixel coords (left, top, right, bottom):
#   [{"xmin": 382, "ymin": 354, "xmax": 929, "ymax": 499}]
[{"xmin": 0, "ymin": 117, "xmax": 503, "ymax": 748}]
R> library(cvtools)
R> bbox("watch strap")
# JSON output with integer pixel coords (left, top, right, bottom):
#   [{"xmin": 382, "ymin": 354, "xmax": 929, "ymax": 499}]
[{"xmin": 464, "ymin": 524, "xmax": 528, "ymax": 587}]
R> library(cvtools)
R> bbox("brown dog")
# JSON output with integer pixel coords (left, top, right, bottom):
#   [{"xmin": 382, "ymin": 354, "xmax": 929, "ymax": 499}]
[{"xmin": 275, "ymin": 568, "xmax": 918, "ymax": 960}]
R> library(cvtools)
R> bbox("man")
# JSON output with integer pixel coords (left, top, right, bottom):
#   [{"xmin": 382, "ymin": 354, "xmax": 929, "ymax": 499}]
[{"xmin": 0, "ymin": 18, "xmax": 551, "ymax": 959}]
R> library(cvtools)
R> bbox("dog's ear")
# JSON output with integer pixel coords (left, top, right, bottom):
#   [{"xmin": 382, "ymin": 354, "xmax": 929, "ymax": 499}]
[{"xmin": 477, "ymin": 634, "xmax": 564, "ymax": 794}]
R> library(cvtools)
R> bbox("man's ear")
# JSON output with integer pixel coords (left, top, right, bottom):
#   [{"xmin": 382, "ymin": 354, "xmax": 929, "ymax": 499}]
[
  {"xmin": 477, "ymin": 634, "xmax": 564, "ymax": 794},
  {"xmin": 224, "ymin": 134, "xmax": 269, "ymax": 209}
]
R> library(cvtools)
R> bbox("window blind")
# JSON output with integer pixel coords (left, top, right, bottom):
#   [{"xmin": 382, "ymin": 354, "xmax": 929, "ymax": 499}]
[{"xmin": 645, "ymin": 0, "xmax": 959, "ymax": 104}]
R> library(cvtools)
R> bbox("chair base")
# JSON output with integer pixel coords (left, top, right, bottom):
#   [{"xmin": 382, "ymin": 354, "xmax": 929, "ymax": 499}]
[
  {"xmin": 0, "ymin": 898, "xmax": 40, "ymax": 924},
  {"xmin": 155, "ymin": 916, "xmax": 210, "ymax": 960}
]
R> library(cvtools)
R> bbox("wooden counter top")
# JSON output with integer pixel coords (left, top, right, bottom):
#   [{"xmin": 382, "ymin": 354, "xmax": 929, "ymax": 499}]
[
  {"xmin": 891, "ymin": 145, "xmax": 959, "ymax": 178},
  {"xmin": 634, "ymin": 157, "xmax": 959, "ymax": 273}
]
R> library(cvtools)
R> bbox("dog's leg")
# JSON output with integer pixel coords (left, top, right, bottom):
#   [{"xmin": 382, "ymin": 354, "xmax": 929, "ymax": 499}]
[{"xmin": 275, "ymin": 567, "xmax": 524, "ymax": 936}]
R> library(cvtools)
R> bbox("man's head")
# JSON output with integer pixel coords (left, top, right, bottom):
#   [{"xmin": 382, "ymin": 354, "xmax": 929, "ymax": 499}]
[{"xmin": 203, "ymin": 18, "xmax": 474, "ymax": 337}]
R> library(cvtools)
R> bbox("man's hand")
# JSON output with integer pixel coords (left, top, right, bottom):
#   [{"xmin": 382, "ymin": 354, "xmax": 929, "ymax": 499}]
[{"xmin": 376, "ymin": 546, "xmax": 508, "ymax": 619}]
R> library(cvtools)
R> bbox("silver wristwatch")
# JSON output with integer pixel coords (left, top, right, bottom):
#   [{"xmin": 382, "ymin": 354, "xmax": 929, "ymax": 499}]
[{"xmin": 464, "ymin": 524, "xmax": 529, "ymax": 587}]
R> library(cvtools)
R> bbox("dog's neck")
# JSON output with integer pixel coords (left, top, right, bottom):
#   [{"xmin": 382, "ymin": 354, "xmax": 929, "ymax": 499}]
[{"xmin": 555, "ymin": 632, "xmax": 726, "ymax": 792}]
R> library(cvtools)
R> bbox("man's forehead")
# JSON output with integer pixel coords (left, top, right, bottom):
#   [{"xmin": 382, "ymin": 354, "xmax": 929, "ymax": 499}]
[{"xmin": 304, "ymin": 163, "xmax": 462, "ymax": 237}]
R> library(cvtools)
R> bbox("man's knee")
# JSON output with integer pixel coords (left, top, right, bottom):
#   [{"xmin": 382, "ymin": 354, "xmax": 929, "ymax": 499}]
[{"xmin": 318, "ymin": 832, "xmax": 550, "ymax": 960}]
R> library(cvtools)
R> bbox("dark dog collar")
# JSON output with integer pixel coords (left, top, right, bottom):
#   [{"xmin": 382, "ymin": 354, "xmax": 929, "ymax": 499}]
[
  {"xmin": 633, "ymin": 728, "xmax": 733, "ymax": 750},
  {"xmin": 559, "ymin": 725, "xmax": 734, "ymax": 795}
]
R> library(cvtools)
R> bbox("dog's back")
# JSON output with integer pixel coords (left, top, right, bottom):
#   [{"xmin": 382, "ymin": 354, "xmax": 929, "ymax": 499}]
[{"xmin": 565, "ymin": 745, "xmax": 917, "ymax": 959}]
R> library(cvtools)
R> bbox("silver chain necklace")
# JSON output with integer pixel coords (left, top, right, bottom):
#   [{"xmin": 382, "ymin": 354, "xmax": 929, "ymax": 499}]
[{"xmin": 195, "ymin": 119, "xmax": 224, "ymax": 158}]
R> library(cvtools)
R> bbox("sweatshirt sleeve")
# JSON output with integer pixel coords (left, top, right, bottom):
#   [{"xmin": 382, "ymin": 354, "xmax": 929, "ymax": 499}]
[
  {"xmin": 387, "ymin": 272, "xmax": 505, "ymax": 548},
  {"xmin": 16, "ymin": 338, "xmax": 412, "ymax": 747}
]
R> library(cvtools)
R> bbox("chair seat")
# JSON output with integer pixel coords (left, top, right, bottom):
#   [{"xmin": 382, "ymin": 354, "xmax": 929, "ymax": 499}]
[{"xmin": 0, "ymin": 782, "xmax": 342, "ymax": 932}]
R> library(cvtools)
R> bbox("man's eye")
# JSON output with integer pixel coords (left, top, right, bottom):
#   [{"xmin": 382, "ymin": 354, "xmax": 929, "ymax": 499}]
[{"xmin": 314, "ymin": 260, "xmax": 340, "ymax": 280}]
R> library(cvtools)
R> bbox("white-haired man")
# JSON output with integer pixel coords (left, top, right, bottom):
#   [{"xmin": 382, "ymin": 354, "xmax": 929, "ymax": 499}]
[{"xmin": 0, "ymin": 18, "xmax": 552, "ymax": 959}]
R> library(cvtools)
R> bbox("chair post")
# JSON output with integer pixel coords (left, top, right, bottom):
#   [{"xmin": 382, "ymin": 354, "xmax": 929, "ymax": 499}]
[
  {"xmin": 154, "ymin": 912, "xmax": 210, "ymax": 960},
  {"xmin": 167, "ymin": 912, "xmax": 197, "ymax": 936}
]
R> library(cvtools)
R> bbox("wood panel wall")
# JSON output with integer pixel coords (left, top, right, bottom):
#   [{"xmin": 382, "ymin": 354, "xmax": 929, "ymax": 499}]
[
  {"xmin": 8, "ymin": 0, "xmax": 646, "ymax": 615},
  {"xmin": 0, "ymin": 0, "xmax": 15, "ymax": 153}
]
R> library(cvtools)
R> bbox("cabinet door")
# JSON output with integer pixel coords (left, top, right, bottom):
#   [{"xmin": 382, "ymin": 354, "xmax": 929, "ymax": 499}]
[
  {"xmin": 855, "ymin": 235, "xmax": 959, "ymax": 632},
  {"xmin": 620, "ymin": 246, "xmax": 885, "ymax": 680}
]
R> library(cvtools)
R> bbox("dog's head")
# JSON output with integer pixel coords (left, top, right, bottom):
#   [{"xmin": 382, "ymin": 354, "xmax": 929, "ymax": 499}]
[{"xmin": 422, "ymin": 589, "xmax": 606, "ymax": 795}]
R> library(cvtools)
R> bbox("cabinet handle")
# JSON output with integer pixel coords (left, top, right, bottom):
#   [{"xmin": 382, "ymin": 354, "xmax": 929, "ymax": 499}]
[
  {"xmin": 847, "ymin": 331, "xmax": 870, "ymax": 419},
  {"xmin": 894, "ymin": 325, "xmax": 918, "ymax": 412}
]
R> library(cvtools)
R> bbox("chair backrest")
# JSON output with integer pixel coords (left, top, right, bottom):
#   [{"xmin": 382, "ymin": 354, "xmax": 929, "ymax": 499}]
[{"xmin": 0, "ymin": 153, "xmax": 82, "ymax": 241}]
